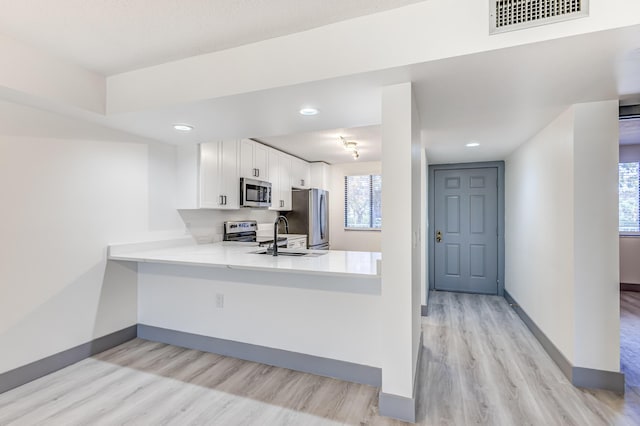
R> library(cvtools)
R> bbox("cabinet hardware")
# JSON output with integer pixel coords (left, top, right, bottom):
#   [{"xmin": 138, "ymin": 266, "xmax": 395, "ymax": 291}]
[
  {"xmin": 301, "ymin": 179, "xmax": 304, "ymax": 186},
  {"xmin": 219, "ymin": 195, "xmax": 224, "ymax": 205},
  {"xmin": 436, "ymin": 230, "xmax": 442, "ymax": 243},
  {"xmin": 256, "ymin": 169, "xmax": 260, "ymax": 177}
]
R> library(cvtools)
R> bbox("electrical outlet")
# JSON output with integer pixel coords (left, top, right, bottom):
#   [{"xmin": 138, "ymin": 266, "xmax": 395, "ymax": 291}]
[{"xmin": 215, "ymin": 293, "xmax": 224, "ymax": 308}]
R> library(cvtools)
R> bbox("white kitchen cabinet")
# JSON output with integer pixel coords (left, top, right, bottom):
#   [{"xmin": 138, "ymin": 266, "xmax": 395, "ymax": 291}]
[
  {"xmin": 291, "ymin": 157, "xmax": 311, "ymax": 189},
  {"xmin": 268, "ymin": 149, "xmax": 292, "ymax": 211},
  {"xmin": 240, "ymin": 139, "xmax": 269, "ymax": 180},
  {"xmin": 310, "ymin": 161, "xmax": 331, "ymax": 191},
  {"xmin": 200, "ymin": 140, "xmax": 240, "ymax": 209}
]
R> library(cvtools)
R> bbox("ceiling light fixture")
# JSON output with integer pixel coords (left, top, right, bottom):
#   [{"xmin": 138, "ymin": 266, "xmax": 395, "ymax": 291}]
[
  {"xmin": 299, "ymin": 107, "xmax": 319, "ymax": 116},
  {"xmin": 340, "ymin": 136, "xmax": 360, "ymax": 160},
  {"xmin": 344, "ymin": 141, "xmax": 358, "ymax": 151},
  {"xmin": 466, "ymin": 141, "xmax": 480, "ymax": 147},
  {"xmin": 173, "ymin": 124, "xmax": 194, "ymax": 132}
]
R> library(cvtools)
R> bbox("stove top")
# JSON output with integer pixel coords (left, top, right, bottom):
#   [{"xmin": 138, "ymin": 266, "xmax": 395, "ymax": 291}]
[{"xmin": 223, "ymin": 220, "xmax": 286, "ymax": 246}]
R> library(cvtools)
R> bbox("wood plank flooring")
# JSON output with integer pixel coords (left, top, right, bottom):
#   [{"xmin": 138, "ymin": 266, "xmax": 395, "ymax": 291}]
[
  {"xmin": 0, "ymin": 291, "xmax": 639, "ymax": 425},
  {"xmin": 621, "ymin": 291, "xmax": 640, "ymax": 393}
]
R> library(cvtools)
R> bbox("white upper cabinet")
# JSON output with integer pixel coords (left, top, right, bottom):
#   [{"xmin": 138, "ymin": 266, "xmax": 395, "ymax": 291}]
[
  {"xmin": 268, "ymin": 148, "xmax": 292, "ymax": 211},
  {"xmin": 310, "ymin": 162, "xmax": 331, "ymax": 191},
  {"xmin": 240, "ymin": 139, "xmax": 269, "ymax": 180},
  {"xmin": 291, "ymin": 157, "xmax": 311, "ymax": 189},
  {"xmin": 177, "ymin": 139, "xmax": 310, "ymax": 211},
  {"xmin": 199, "ymin": 140, "xmax": 240, "ymax": 209},
  {"xmin": 278, "ymin": 153, "xmax": 292, "ymax": 210}
]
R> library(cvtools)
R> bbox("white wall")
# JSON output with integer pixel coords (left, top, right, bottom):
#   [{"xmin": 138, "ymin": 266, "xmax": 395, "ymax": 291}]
[
  {"xmin": 328, "ymin": 161, "xmax": 381, "ymax": 252},
  {"xmin": 138, "ymin": 264, "xmax": 382, "ymax": 367},
  {"xmin": 506, "ymin": 101, "xmax": 620, "ymax": 372},
  {"xmin": 0, "ymin": 100, "xmax": 184, "ymax": 374},
  {"xmin": 421, "ymin": 147, "xmax": 429, "ymax": 307},
  {"xmin": 179, "ymin": 208, "xmax": 277, "ymax": 244},
  {"xmin": 619, "ymin": 144, "xmax": 640, "ymax": 285},
  {"xmin": 380, "ymin": 83, "xmax": 423, "ymax": 402},
  {"xmin": 572, "ymin": 101, "xmax": 620, "ymax": 371},
  {"xmin": 506, "ymin": 108, "xmax": 576, "ymax": 364}
]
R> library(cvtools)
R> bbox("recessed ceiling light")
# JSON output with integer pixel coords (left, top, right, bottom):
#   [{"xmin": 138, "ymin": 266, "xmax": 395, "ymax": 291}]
[
  {"xmin": 173, "ymin": 124, "xmax": 193, "ymax": 132},
  {"xmin": 466, "ymin": 142, "xmax": 480, "ymax": 147},
  {"xmin": 299, "ymin": 108, "xmax": 319, "ymax": 116}
]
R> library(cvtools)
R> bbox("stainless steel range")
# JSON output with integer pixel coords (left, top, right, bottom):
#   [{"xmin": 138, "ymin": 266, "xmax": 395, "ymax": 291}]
[{"xmin": 223, "ymin": 220, "xmax": 287, "ymax": 247}]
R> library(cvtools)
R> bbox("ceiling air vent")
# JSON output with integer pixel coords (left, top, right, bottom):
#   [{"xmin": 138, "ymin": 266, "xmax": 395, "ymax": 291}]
[{"xmin": 490, "ymin": 0, "xmax": 589, "ymax": 34}]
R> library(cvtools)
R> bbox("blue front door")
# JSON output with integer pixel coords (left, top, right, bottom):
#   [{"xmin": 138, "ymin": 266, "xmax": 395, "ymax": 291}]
[{"xmin": 434, "ymin": 168, "xmax": 498, "ymax": 294}]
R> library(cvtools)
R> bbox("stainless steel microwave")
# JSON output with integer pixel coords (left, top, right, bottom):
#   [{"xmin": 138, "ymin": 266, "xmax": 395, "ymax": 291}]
[{"xmin": 240, "ymin": 178, "xmax": 272, "ymax": 208}]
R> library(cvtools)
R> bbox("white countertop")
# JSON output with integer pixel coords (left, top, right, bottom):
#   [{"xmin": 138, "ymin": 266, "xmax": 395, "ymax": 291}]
[{"xmin": 108, "ymin": 238, "xmax": 381, "ymax": 278}]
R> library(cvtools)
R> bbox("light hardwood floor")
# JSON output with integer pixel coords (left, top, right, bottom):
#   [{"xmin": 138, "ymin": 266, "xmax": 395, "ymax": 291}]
[
  {"xmin": 0, "ymin": 291, "xmax": 638, "ymax": 425},
  {"xmin": 621, "ymin": 291, "xmax": 640, "ymax": 396}
]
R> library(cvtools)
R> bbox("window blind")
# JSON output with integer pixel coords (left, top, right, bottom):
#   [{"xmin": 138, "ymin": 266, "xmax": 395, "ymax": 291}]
[
  {"xmin": 619, "ymin": 162, "xmax": 640, "ymax": 233},
  {"xmin": 344, "ymin": 175, "xmax": 382, "ymax": 229}
]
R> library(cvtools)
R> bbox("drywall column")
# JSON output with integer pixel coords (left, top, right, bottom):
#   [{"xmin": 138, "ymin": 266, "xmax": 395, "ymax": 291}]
[
  {"xmin": 380, "ymin": 82, "xmax": 422, "ymax": 422},
  {"xmin": 572, "ymin": 100, "xmax": 620, "ymax": 374},
  {"xmin": 505, "ymin": 100, "xmax": 622, "ymax": 391}
]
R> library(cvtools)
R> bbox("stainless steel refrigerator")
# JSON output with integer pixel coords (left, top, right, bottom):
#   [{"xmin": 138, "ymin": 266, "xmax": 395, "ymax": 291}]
[{"xmin": 286, "ymin": 188, "xmax": 329, "ymax": 249}]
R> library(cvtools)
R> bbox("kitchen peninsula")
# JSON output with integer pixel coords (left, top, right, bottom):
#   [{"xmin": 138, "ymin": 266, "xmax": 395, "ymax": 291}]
[{"xmin": 108, "ymin": 238, "xmax": 383, "ymax": 386}]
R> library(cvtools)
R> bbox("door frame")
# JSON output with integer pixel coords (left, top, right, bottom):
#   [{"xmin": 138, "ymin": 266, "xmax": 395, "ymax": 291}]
[{"xmin": 428, "ymin": 161, "xmax": 505, "ymax": 296}]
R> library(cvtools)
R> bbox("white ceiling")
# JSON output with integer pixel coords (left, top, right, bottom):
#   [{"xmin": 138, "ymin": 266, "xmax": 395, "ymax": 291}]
[
  {"xmin": 0, "ymin": 0, "xmax": 424, "ymax": 75},
  {"xmin": 258, "ymin": 125, "xmax": 381, "ymax": 164},
  {"xmin": 0, "ymin": 5, "xmax": 638, "ymax": 164},
  {"xmin": 91, "ymin": 24, "xmax": 640, "ymax": 164}
]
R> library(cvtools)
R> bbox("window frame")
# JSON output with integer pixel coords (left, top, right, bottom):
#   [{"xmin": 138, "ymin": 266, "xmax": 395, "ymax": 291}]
[
  {"xmin": 344, "ymin": 174, "xmax": 382, "ymax": 231},
  {"xmin": 619, "ymin": 161, "xmax": 640, "ymax": 236}
]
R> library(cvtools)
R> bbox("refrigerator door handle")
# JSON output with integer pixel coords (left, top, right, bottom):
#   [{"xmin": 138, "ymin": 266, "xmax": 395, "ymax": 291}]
[{"xmin": 319, "ymin": 193, "xmax": 325, "ymax": 240}]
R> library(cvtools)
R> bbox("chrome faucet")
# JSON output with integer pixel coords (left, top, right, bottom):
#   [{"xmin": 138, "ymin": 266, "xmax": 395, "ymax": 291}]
[{"xmin": 273, "ymin": 216, "xmax": 289, "ymax": 256}]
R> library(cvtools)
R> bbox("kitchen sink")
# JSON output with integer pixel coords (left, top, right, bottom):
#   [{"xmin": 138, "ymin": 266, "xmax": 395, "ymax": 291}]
[{"xmin": 252, "ymin": 249, "xmax": 327, "ymax": 257}]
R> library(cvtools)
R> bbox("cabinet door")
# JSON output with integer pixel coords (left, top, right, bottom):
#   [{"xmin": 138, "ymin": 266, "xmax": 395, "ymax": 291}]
[
  {"xmin": 219, "ymin": 139, "xmax": 240, "ymax": 209},
  {"xmin": 279, "ymin": 153, "xmax": 292, "ymax": 211},
  {"xmin": 254, "ymin": 143, "xmax": 269, "ymax": 180},
  {"xmin": 199, "ymin": 142, "xmax": 222, "ymax": 208},
  {"xmin": 310, "ymin": 162, "xmax": 330, "ymax": 191},
  {"xmin": 291, "ymin": 158, "xmax": 310, "ymax": 189},
  {"xmin": 268, "ymin": 149, "xmax": 281, "ymax": 211},
  {"xmin": 239, "ymin": 139, "xmax": 255, "ymax": 179}
]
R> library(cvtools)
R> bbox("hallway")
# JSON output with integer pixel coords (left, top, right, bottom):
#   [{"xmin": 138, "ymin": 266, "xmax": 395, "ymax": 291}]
[{"xmin": 419, "ymin": 292, "xmax": 639, "ymax": 425}]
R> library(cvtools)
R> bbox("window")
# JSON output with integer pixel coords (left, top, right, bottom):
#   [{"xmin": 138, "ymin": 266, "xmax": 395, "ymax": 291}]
[
  {"xmin": 619, "ymin": 162, "xmax": 640, "ymax": 233},
  {"xmin": 344, "ymin": 175, "xmax": 382, "ymax": 229}
]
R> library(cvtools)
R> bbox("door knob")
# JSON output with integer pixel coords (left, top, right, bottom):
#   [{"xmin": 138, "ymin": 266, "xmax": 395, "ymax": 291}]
[{"xmin": 436, "ymin": 231, "xmax": 442, "ymax": 243}]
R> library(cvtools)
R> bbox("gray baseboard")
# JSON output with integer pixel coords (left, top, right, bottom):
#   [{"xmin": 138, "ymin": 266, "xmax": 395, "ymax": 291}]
[
  {"xmin": 137, "ymin": 324, "xmax": 382, "ymax": 387},
  {"xmin": 0, "ymin": 325, "xmax": 137, "ymax": 395},
  {"xmin": 621, "ymin": 283, "xmax": 640, "ymax": 292},
  {"xmin": 504, "ymin": 290, "xmax": 625, "ymax": 393},
  {"xmin": 378, "ymin": 331, "xmax": 423, "ymax": 423}
]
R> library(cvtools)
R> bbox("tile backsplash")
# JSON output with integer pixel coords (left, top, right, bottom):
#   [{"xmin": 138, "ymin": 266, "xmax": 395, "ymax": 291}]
[{"xmin": 178, "ymin": 209, "xmax": 278, "ymax": 243}]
